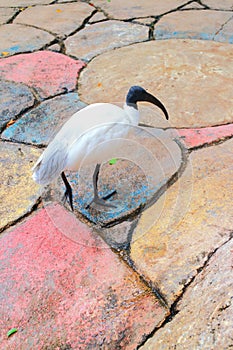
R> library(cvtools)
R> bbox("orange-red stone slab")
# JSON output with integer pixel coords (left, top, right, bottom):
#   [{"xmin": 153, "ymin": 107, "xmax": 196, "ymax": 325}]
[
  {"xmin": 0, "ymin": 51, "xmax": 85, "ymax": 99},
  {"xmin": 0, "ymin": 204, "xmax": 167, "ymax": 349},
  {"xmin": 168, "ymin": 123, "xmax": 233, "ymax": 149}
]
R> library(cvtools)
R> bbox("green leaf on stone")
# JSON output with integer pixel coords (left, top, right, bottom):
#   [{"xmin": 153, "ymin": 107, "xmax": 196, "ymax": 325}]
[
  {"xmin": 109, "ymin": 158, "xmax": 117, "ymax": 165},
  {"xmin": 7, "ymin": 328, "xmax": 18, "ymax": 337}
]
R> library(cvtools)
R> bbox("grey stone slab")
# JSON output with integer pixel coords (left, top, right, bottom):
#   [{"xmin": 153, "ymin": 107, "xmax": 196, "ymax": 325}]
[
  {"xmin": 14, "ymin": 2, "xmax": 94, "ymax": 36},
  {"xmin": 0, "ymin": 0, "xmax": 52, "ymax": 5},
  {"xmin": 154, "ymin": 10, "xmax": 233, "ymax": 43},
  {"xmin": 1, "ymin": 93, "xmax": 86, "ymax": 145},
  {"xmin": 91, "ymin": 0, "xmax": 186, "ymax": 19},
  {"xmin": 65, "ymin": 20, "xmax": 148, "ymax": 61},
  {"xmin": 0, "ymin": 8, "xmax": 18, "ymax": 24},
  {"xmin": 0, "ymin": 24, "xmax": 54, "ymax": 57},
  {"xmin": 203, "ymin": 0, "xmax": 233, "ymax": 10},
  {"xmin": 0, "ymin": 80, "xmax": 35, "ymax": 130}
]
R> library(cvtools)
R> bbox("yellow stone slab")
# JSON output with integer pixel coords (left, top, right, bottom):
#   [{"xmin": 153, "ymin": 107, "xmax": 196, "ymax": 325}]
[
  {"xmin": 130, "ymin": 139, "xmax": 233, "ymax": 305},
  {"xmin": 0, "ymin": 142, "xmax": 42, "ymax": 230},
  {"xmin": 141, "ymin": 239, "xmax": 233, "ymax": 349},
  {"xmin": 79, "ymin": 39, "xmax": 233, "ymax": 128}
]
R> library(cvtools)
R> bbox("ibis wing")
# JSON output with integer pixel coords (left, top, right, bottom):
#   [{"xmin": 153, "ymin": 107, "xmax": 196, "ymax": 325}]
[{"xmin": 32, "ymin": 138, "xmax": 68, "ymax": 185}]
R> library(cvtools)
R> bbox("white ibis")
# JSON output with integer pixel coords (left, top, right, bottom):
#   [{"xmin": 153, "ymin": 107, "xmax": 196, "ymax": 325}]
[{"xmin": 32, "ymin": 86, "xmax": 169, "ymax": 210}]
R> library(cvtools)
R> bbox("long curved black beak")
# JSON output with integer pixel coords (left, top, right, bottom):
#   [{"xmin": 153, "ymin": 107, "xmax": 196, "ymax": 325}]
[{"xmin": 143, "ymin": 91, "xmax": 169, "ymax": 120}]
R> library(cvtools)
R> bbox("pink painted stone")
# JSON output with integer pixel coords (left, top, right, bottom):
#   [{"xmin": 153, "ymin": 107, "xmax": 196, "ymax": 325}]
[
  {"xmin": 0, "ymin": 204, "xmax": 166, "ymax": 349},
  {"xmin": 176, "ymin": 123, "xmax": 233, "ymax": 149},
  {"xmin": 0, "ymin": 51, "xmax": 85, "ymax": 99}
]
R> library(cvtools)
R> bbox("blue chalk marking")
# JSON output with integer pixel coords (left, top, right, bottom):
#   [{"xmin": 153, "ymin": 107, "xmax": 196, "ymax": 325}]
[
  {"xmin": 62, "ymin": 172, "xmax": 165, "ymax": 225},
  {"xmin": 154, "ymin": 29, "xmax": 233, "ymax": 44}
]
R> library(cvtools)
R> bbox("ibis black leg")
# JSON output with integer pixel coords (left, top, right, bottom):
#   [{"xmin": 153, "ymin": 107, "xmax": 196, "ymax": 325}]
[
  {"xmin": 86, "ymin": 163, "xmax": 116, "ymax": 209},
  {"xmin": 61, "ymin": 171, "xmax": 74, "ymax": 211}
]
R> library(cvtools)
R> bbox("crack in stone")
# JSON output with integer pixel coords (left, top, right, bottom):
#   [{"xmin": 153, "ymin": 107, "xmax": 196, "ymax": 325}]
[
  {"xmin": 64, "ymin": 9, "xmax": 98, "ymax": 39},
  {"xmin": 195, "ymin": 0, "xmax": 211, "ymax": 9},
  {"xmin": 0, "ymin": 96, "xmax": 40, "ymax": 134},
  {"xmin": 214, "ymin": 14, "xmax": 233, "ymax": 38},
  {"xmin": 5, "ymin": 9, "xmax": 22, "ymax": 24},
  {"xmin": 136, "ymin": 233, "xmax": 233, "ymax": 349},
  {"xmin": 114, "ymin": 248, "xmax": 170, "ymax": 310},
  {"xmin": 0, "ymin": 197, "xmax": 42, "ymax": 235}
]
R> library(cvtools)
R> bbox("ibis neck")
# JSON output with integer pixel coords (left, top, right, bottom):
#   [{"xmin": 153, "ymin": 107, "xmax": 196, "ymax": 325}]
[{"xmin": 123, "ymin": 103, "xmax": 140, "ymax": 125}]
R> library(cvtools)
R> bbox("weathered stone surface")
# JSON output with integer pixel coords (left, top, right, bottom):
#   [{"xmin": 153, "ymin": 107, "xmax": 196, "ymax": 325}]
[
  {"xmin": 88, "ymin": 11, "xmax": 107, "ymax": 23},
  {"xmin": 130, "ymin": 139, "xmax": 233, "ymax": 305},
  {"xmin": 0, "ymin": 0, "xmax": 51, "ymax": 5},
  {"xmin": 0, "ymin": 204, "xmax": 167, "ymax": 349},
  {"xmin": 203, "ymin": 0, "xmax": 233, "ymax": 10},
  {"xmin": 0, "ymin": 51, "xmax": 85, "ymax": 99},
  {"xmin": 99, "ymin": 220, "xmax": 135, "ymax": 250},
  {"xmin": 0, "ymin": 80, "xmax": 35, "ymax": 130},
  {"xmin": 2, "ymin": 93, "xmax": 86, "ymax": 145},
  {"xmin": 66, "ymin": 20, "xmax": 148, "ymax": 61},
  {"xmin": 47, "ymin": 43, "xmax": 61, "ymax": 52},
  {"xmin": 215, "ymin": 16, "xmax": 233, "ymax": 43},
  {"xmin": 0, "ymin": 8, "xmax": 18, "ymax": 25},
  {"xmin": 79, "ymin": 40, "xmax": 233, "ymax": 128},
  {"xmin": 0, "ymin": 24, "xmax": 54, "ymax": 57},
  {"xmin": 141, "ymin": 238, "xmax": 233, "ymax": 350},
  {"xmin": 0, "ymin": 142, "xmax": 41, "ymax": 230},
  {"xmin": 51, "ymin": 127, "xmax": 182, "ymax": 226},
  {"xmin": 133, "ymin": 17, "xmax": 155, "ymax": 26},
  {"xmin": 154, "ymin": 10, "xmax": 233, "ymax": 43},
  {"xmin": 174, "ymin": 123, "xmax": 233, "ymax": 149},
  {"xmin": 91, "ymin": 0, "xmax": 186, "ymax": 19},
  {"xmin": 181, "ymin": 2, "xmax": 205, "ymax": 9},
  {"xmin": 14, "ymin": 3, "xmax": 94, "ymax": 36}
]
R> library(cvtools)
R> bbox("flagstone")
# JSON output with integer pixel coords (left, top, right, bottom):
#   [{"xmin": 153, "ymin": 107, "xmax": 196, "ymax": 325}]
[
  {"xmin": 14, "ymin": 2, "xmax": 94, "ymax": 37},
  {"xmin": 91, "ymin": 0, "xmax": 186, "ymax": 20},
  {"xmin": 1, "ymin": 93, "xmax": 86, "ymax": 145},
  {"xmin": 0, "ymin": 142, "xmax": 41, "ymax": 231},
  {"xmin": 0, "ymin": 0, "xmax": 52, "ymax": 5},
  {"xmin": 79, "ymin": 39, "xmax": 233, "ymax": 128},
  {"xmin": 0, "ymin": 80, "xmax": 35, "ymax": 130},
  {"xmin": 65, "ymin": 20, "xmax": 148, "ymax": 61},
  {"xmin": 141, "ymin": 238, "xmax": 233, "ymax": 350},
  {"xmin": 0, "ymin": 8, "xmax": 18, "ymax": 24},
  {"xmin": 0, "ymin": 24, "xmax": 54, "ymax": 57},
  {"xmin": 88, "ymin": 11, "xmax": 107, "ymax": 23},
  {"xmin": 0, "ymin": 204, "xmax": 167, "ymax": 349},
  {"xmin": 0, "ymin": 51, "xmax": 85, "ymax": 99},
  {"xmin": 130, "ymin": 139, "xmax": 233, "ymax": 306},
  {"xmin": 174, "ymin": 123, "xmax": 233, "ymax": 149},
  {"xmin": 181, "ymin": 2, "xmax": 205, "ymax": 9},
  {"xmin": 214, "ymin": 15, "xmax": 233, "ymax": 43},
  {"xmin": 154, "ymin": 10, "xmax": 233, "ymax": 43},
  {"xmin": 203, "ymin": 0, "xmax": 233, "ymax": 10}
]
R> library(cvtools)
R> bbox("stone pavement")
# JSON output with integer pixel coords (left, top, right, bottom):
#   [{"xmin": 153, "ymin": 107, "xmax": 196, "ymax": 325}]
[{"xmin": 0, "ymin": 1, "xmax": 232, "ymax": 349}]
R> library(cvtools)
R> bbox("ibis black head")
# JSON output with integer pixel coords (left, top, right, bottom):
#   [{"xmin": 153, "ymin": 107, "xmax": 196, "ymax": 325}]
[{"xmin": 126, "ymin": 85, "xmax": 169, "ymax": 120}]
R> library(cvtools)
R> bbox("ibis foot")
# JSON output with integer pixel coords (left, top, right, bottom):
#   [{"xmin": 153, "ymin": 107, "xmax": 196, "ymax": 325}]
[
  {"xmin": 85, "ymin": 191, "xmax": 117, "ymax": 210},
  {"xmin": 61, "ymin": 171, "xmax": 74, "ymax": 211},
  {"xmin": 85, "ymin": 163, "xmax": 117, "ymax": 210}
]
